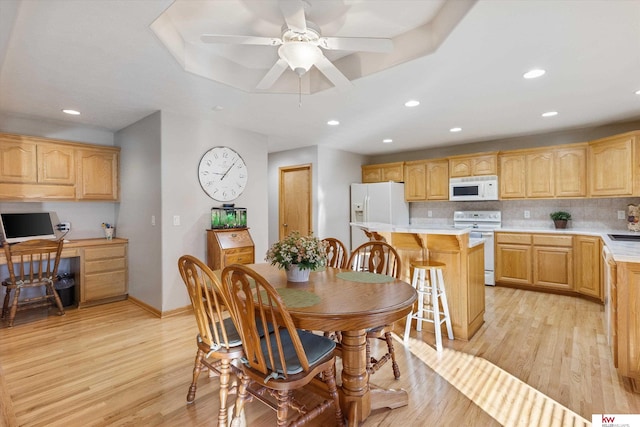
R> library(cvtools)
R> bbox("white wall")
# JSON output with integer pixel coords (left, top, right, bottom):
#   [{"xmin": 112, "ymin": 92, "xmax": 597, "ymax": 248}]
[
  {"xmin": 317, "ymin": 146, "xmax": 363, "ymax": 244},
  {"xmin": 0, "ymin": 112, "xmax": 118, "ymax": 239},
  {"xmin": 160, "ymin": 111, "xmax": 269, "ymax": 312},
  {"xmin": 267, "ymin": 145, "xmax": 366, "ymax": 247},
  {"xmin": 114, "ymin": 111, "xmax": 162, "ymax": 310}
]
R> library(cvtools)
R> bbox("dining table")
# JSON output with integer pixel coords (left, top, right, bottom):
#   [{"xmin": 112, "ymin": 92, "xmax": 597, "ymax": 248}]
[{"xmin": 243, "ymin": 263, "xmax": 417, "ymax": 426}]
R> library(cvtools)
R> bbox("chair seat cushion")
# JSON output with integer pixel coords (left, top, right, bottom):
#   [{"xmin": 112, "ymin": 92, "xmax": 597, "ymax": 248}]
[{"xmin": 258, "ymin": 329, "xmax": 335, "ymax": 376}]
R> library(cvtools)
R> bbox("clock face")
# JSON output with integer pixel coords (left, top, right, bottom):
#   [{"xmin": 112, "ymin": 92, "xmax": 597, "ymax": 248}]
[{"xmin": 198, "ymin": 146, "xmax": 248, "ymax": 201}]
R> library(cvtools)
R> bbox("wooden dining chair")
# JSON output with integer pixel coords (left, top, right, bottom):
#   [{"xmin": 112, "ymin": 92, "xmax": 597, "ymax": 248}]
[
  {"xmin": 221, "ymin": 264, "xmax": 344, "ymax": 427},
  {"xmin": 1, "ymin": 239, "xmax": 65, "ymax": 327},
  {"xmin": 177, "ymin": 255, "xmax": 244, "ymax": 427},
  {"xmin": 321, "ymin": 237, "xmax": 348, "ymax": 269},
  {"xmin": 347, "ymin": 241, "xmax": 403, "ymax": 379}
]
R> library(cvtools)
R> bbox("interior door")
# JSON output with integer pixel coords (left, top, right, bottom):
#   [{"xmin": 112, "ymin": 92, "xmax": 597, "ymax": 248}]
[{"xmin": 279, "ymin": 164, "xmax": 312, "ymax": 240}]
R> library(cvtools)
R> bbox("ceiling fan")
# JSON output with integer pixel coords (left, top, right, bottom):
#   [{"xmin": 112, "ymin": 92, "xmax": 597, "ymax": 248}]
[{"xmin": 200, "ymin": 0, "xmax": 394, "ymax": 90}]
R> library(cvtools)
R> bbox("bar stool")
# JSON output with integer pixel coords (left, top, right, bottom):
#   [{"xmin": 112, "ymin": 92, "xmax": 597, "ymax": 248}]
[{"xmin": 403, "ymin": 260, "xmax": 454, "ymax": 351}]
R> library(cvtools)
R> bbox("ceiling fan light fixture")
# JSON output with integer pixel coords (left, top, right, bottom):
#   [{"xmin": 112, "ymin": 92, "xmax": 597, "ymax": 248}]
[{"xmin": 278, "ymin": 41, "xmax": 321, "ymax": 76}]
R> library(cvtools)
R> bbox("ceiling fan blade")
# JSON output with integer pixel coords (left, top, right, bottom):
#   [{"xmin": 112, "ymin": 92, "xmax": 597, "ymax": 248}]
[
  {"xmin": 278, "ymin": 0, "xmax": 307, "ymax": 33},
  {"xmin": 314, "ymin": 55, "xmax": 352, "ymax": 89},
  {"xmin": 256, "ymin": 58, "xmax": 289, "ymax": 90},
  {"xmin": 319, "ymin": 36, "xmax": 394, "ymax": 53},
  {"xmin": 201, "ymin": 34, "xmax": 282, "ymax": 46}
]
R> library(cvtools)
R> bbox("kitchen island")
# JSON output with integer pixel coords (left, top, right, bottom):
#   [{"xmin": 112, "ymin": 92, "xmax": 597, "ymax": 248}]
[{"xmin": 351, "ymin": 222, "xmax": 485, "ymax": 340}]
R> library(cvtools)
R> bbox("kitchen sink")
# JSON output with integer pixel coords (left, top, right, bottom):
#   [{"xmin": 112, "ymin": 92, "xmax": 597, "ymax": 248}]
[{"xmin": 608, "ymin": 234, "xmax": 640, "ymax": 241}]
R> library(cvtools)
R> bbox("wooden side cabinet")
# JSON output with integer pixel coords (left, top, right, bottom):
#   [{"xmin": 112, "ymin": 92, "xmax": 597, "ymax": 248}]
[
  {"xmin": 80, "ymin": 239, "xmax": 128, "ymax": 307},
  {"xmin": 207, "ymin": 228, "xmax": 255, "ymax": 270}
]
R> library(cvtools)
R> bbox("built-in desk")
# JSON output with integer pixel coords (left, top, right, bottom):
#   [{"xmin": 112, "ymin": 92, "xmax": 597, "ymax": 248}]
[{"xmin": 0, "ymin": 238, "xmax": 128, "ymax": 308}]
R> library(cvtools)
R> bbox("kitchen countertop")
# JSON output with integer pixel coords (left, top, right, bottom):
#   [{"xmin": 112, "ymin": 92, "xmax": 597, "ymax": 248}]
[
  {"xmin": 350, "ymin": 222, "xmax": 485, "ymax": 249},
  {"xmin": 351, "ymin": 222, "xmax": 640, "ymax": 263}
]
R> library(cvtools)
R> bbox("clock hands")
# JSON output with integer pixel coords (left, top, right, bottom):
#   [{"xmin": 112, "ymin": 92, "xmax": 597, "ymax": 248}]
[{"xmin": 220, "ymin": 159, "xmax": 238, "ymax": 181}]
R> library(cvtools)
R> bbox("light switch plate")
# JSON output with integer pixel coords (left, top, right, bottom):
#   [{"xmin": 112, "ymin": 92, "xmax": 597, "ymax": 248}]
[
  {"xmin": 524, "ymin": 210, "xmax": 530, "ymax": 219},
  {"xmin": 173, "ymin": 215, "xmax": 180, "ymax": 226},
  {"xmin": 618, "ymin": 210, "xmax": 626, "ymax": 220}
]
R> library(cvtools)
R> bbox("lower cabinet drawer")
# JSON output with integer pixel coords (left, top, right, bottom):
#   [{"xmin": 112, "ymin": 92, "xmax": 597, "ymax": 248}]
[
  {"xmin": 84, "ymin": 245, "xmax": 127, "ymax": 261},
  {"xmin": 225, "ymin": 248, "xmax": 255, "ymax": 265},
  {"xmin": 84, "ymin": 270, "xmax": 127, "ymax": 300},
  {"xmin": 85, "ymin": 258, "xmax": 126, "ymax": 274}
]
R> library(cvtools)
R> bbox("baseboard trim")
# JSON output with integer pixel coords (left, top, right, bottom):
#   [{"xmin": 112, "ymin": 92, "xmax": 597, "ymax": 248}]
[{"xmin": 127, "ymin": 296, "xmax": 192, "ymax": 318}]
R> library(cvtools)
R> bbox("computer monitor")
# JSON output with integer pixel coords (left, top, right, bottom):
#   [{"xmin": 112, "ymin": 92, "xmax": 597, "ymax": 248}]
[{"xmin": 0, "ymin": 212, "xmax": 58, "ymax": 244}]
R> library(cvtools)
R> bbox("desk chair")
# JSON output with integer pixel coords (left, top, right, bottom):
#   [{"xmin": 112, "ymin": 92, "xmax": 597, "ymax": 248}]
[
  {"xmin": 1, "ymin": 239, "xmax": 65, "ymax": 327},
  {"xmin": 178, "ymin": 255, "xmax": 244, "ymax": 427},
  {"xmin": 222, "ymin": 264, "xmax": 344, "ymax": 427},
  {"xmin": 347, "ymin": 241, "xmax": 403, "ymax": 379},
  {"xmin": 321, "ymin": 238, "xmax": 348, "ymax": 269}
]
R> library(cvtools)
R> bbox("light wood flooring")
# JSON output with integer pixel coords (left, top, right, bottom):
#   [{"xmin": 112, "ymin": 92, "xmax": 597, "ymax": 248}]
[{"xmin": 1, "ymin": 286, "xmax": 639, "ymax": 426}]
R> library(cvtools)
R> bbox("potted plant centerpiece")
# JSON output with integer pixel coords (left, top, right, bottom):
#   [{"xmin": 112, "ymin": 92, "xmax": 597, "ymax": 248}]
[
  {"xmin": 550, "ymin": 211, "xmax": 572, "ymax": 229},
  {"xmin": 265, "ymin": 231, "xmax": 327, "ymax": 282}
]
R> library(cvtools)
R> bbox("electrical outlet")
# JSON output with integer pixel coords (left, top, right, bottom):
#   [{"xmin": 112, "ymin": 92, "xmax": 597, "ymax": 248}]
[
  {"xmin": 151, "ymin": 215, "xmax": 156, "ymax": 226},
  {"xmin": 58, "ymin": 222, "xmax": 71, "ymax": 232},
  {"xmin": 427, "ymin": 210, "xmax": 433, "ymax": 218},
  {"xmin": 524, "ymin": 210, "xmax": 530, "ymax": 219},
  {"xmin": 618, "ymin": 210, "xmax": 626, "ymax": 220},
  {"xmin": 173, "ymin": 215, "xmax": 180, "ymax": 226}
]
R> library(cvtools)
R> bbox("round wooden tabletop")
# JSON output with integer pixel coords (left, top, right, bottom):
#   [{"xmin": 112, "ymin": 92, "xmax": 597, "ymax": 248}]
[{"xmin": 246, "ymin": 263, "xmax": 417, "ymax": 331}]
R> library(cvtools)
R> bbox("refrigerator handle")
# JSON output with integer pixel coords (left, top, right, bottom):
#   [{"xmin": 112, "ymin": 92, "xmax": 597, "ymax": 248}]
[{"xmin": 364, "ymin": 195, "xmax": 369, "ymax": 223}]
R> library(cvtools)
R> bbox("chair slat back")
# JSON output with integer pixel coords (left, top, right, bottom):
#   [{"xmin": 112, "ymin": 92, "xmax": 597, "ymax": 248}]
[
  {"xmin": 178, "ymin": 255, "xmax": 234, "ymax": 350},
  {"xmin": 322, "ymin": 237, "xmax": 348, "ymax": 269},
  {"xmin": 347, "ymin": 241, "xmax": 402, "ymax": 279},
  {"xmin": 222, "ymin": 264, "xmax": 309, "ymax": 379},
  {"xmin": 3, "ymin": 239, "xmax": 63, "ymax": 286}
]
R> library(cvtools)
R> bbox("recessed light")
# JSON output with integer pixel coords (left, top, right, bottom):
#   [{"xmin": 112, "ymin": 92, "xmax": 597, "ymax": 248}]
[
  {"xmin": 523, "ymin": 69, "xmax": 546, "ymax": 79},
  {"xmin": 541, "ymin": 111, "xmax": 558, "ymax": 117},
  {"xmin": 449, "ymin": 127, "xmax": 462, "ymax": 133},
  {"xmin": 404, "ymin": 100, "xmax": 420, "ymax": 107},
  {"xmin": 327, "ymin": 120, "xmax": 340, "ymax": 126},
  {"xmin": 635, "ymin": 89, "xmax": 640, "ymax": 95},
  {"xmin": 382, "ymin": 139, "xmax": 393, "ymax": 144},
  {"xmin": 62, "ymin": 109, "xmax": 80, "ymax": 115},
  {"xmin": 211, "ymin": 105, "xmax": 224, "ymax": 111}
]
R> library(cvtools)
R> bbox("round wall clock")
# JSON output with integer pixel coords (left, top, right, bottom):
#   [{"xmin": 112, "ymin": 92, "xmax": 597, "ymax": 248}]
[{"xmin": 198, "ymin": 146, "xmax": 248, "ymax": 201}]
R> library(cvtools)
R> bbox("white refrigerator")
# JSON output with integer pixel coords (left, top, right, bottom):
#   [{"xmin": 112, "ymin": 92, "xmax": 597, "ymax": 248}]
[{"xmin": 350, "ymin": 182, "xmax": 409, "ymax": 251}]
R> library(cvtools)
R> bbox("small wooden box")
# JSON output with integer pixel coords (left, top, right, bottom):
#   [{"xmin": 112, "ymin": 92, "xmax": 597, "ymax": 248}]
[{"xmin": 207, "ymin": 228, "xmax": 255, "ymax": 270}]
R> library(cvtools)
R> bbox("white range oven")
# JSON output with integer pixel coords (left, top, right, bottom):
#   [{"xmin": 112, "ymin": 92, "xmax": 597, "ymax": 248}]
[{"xmin": 453, "ymin": 210, "xmax": 502, "ymax": 286}]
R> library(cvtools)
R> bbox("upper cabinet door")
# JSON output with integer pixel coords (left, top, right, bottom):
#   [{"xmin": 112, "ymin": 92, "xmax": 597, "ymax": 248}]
[
  {"xmin": 0, "ymin": 139, "xmax": 37, "ymax": 183},
  {"xmin": 404, "ymin": 161, "xmax": 426, "ymax": 201},
  {"xmin": 37, "ymin": 143, "xmax": 75, "ymax": 185},
  {"xmin": 426, "ymin": 159, "xmax": 449, "ymax": 200},
  {"xmin": 555, "ymin": 146, "xmax": 587, "ymax": 197},
  {"xmin": 449, "ymin": 158, "xmax": 472, "ymax": 178},
  {"xmin": 589, "ymin": 133, "xmax": 638, "ymax": 197},
  {"xmin": 499, "ymin": 154, "xmax": 526, "ymax": 199},
  {"xmin": 526, "ymin": 151, "xmax": 554, "ymax": 198},
  {"xmin": 76, "ymin": 149, "xmax": 119, "ymax": 200}
]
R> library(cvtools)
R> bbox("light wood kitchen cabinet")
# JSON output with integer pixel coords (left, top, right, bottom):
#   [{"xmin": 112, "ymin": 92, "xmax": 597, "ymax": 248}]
[
  {"xmin": 526, "ymin": 150, "xmax": 554, "ymax": 198},
  {"xmin": 574, "ymin": 235, "xmax": 602, "ymax": 300},
  {"xmin": 207, "ymin": 228, "xmax": 255, "ymax": 270},
  {"xmin": 616, "ymin": 260, "xmax": 640, "ymax": 389},
  {"xmin": 532, "ymin": 234, "xmax": 573, "ymax": 291},
  {"xmin": 404, "ymin": 158, "xmax": 448, "ymax": 201},
  {"xmin": 448, "ymin": 153, "xmax": 497, "ymax": 177},
  {"xmin": 426, "ymin": 159, "xmax": 449, "ymax": 200},
  {"xmin": 80, "ymin": 239, "xmax": 128, "ymax": 306},
  {"xmin": 498, "ymin": 153, "xmax": 526, "ymax": 199},
  {"xmin": 495, "ymin": 232, "xmax": 532, "ymax": 285},
  {"xmin": 589, "ymin": 131, "xmax": 640, "ymax": 197},
  {"xmin": 0, "ymin": 132, "xmax": 119, "ymax": 201},
  {"xmin": 361, "ymin": 161, "xmax": 404, "ymax": 183},
  {"xmin": 555, "ymin": 145, "xmax": 587, "ymax": 197},
  {"xmin": 404, "ymin": 160, "xmax": 426, "ymax": 201},
  {"xmin": 76, "ymin": 148, "xmax": 119, "ymax": 200},
  {"xmin": 499, "ymin": 144, "xmax": 587, "ymax": 200}
]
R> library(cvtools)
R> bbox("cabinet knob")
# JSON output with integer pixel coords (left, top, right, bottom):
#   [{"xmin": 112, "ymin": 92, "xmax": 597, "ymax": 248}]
[
  {"xmin": 231, "ymin": 233, "xmax": 237, "ymax": 237},
  {"xmin": 283, "ymin": 223, "xmax": 288, "ymax": 227}
]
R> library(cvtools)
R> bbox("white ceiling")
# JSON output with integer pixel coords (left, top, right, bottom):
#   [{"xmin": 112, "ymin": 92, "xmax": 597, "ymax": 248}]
[{"xmin": 0, "ymin": 0, "xmax": 639, "ymax": 156}]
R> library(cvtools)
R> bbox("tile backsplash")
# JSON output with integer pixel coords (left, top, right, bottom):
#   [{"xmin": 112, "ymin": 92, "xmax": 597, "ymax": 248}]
[{"xmin": 410, "ymin": 198, "xmax": 640, "ymax": 231}]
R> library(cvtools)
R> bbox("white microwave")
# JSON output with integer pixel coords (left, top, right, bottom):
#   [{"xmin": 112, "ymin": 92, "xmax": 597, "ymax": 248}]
[{"xmin": 449, "ymin": 175, "xmax": 499, "ymax": 201}]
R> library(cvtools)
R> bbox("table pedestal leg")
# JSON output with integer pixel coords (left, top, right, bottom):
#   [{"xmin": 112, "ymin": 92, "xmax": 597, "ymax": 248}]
[{"xmin": 339, "ymin": 329, "xmax": 370, "ymax": 426}]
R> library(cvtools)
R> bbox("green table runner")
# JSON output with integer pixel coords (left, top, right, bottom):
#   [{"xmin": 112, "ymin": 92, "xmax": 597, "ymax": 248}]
[
  {"xmin": 259, "ymin": 288, "xmax": 320, "ymax": 308},
  {"xmin": 336, "ymin": 271, "xmax": 395, "ymax": 283}
]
